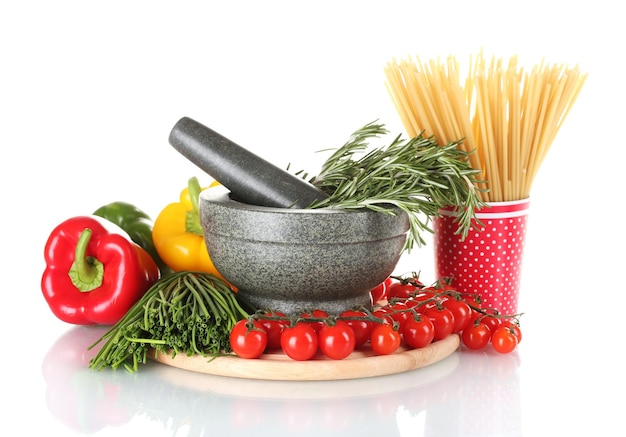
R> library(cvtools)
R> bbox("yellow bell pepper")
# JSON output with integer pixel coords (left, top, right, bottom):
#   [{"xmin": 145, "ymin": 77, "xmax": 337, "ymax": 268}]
[{"xmin": 152, "ymin": 177, "xmax": 227, "ymax": 282}]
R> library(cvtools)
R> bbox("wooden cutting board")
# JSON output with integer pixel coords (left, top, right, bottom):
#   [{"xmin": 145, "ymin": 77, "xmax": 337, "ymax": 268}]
[{"xmin": 149, "ymin": 333, "xmax": 459, "ymax": 381}]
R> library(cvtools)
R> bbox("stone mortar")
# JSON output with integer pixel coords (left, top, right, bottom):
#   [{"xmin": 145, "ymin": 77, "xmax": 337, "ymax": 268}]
[{"xmin": 199, "ymin": 185, "xmax": 410, "ymax": 315}]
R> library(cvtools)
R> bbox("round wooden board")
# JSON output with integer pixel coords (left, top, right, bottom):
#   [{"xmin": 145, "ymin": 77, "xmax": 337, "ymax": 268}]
[{"xmin": 149, "ymin": 334, "xmax": 460, "ymax": 381}]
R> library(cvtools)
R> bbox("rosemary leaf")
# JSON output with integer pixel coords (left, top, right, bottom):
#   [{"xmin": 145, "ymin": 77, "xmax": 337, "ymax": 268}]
[{"xmin": 305, "ymin": 121, "xmax": 486, "ymax": 251}]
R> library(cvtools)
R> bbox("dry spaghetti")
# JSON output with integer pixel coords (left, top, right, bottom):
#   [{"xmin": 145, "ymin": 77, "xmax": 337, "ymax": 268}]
[{"xmin": 384, "ymin": 52, "xmax": 587, "ymax": 201}]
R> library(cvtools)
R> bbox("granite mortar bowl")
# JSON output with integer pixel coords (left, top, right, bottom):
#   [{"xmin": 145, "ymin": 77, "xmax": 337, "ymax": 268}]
[{"xmin": 199, "ymin": 185, "xmax": 410, "ymax": 316}]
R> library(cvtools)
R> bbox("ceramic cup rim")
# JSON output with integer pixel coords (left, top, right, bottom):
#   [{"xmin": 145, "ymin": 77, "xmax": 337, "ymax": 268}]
[{"xmin": 439, "ymin": 197, "xmax": 530, "ymax": 219}]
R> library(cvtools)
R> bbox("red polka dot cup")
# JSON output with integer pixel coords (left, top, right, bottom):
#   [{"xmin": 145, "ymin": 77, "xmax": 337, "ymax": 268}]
[{"xmin": 433, "ymin": 199, "xmax": 530, "ymax": 315}]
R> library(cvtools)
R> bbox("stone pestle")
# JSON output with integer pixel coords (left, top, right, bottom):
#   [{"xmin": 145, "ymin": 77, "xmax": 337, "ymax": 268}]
[{"xmin": 168, "ymin": 117, "xmax": 329, "ymax": 209}]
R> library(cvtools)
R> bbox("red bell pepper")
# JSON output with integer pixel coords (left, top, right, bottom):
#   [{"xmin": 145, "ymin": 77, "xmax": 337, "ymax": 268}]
[{"xmin": 41, "ymin": 216, "xmax": 160, "ymax": 325}]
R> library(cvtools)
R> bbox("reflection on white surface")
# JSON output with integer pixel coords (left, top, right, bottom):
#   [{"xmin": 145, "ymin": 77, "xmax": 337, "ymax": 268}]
[{"xmin": 42, "ymin": 326, "xmax": 522, "ymax": 436}]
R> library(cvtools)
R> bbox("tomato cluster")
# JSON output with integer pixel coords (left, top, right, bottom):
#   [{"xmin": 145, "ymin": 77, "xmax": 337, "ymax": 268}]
[
  {"xmin": 229, "ymin": 276, "xmax": 523, "ymax": 360},
  {"xmin": 383, "ymin": 276, "xmax": 522, "ymax": 354}
]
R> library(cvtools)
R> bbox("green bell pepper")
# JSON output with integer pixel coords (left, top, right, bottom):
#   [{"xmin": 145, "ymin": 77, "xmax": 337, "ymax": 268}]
[{"xmin": 93, "ymin": 201, "xmax": 169, "ymax": 274}]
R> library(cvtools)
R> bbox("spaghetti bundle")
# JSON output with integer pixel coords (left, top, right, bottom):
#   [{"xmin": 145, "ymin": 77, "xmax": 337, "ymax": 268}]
[{"xmin": 384, "ymin": 52, "xmax": 587, "ymax": 201}]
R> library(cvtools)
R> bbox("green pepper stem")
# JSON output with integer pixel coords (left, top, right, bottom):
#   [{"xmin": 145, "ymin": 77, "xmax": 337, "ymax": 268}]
[
  {"xmin": 185, "ymin": 176, "xmax": 204, "ymax": 235},
  {"xmin": 68, "ymin": 228, "xmax": 105, "ymax": 292}
]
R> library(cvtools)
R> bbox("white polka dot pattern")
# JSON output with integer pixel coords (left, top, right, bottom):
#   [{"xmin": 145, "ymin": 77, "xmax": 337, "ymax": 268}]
[{"xmin": 433, "ymin": 200, "xmax": 529, "ymax": 315}]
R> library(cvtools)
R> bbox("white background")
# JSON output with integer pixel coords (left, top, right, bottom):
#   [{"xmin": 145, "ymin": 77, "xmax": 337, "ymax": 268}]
[{"xmin": 1, "ymin": 1, "xmax": 624, "ymax": 436}]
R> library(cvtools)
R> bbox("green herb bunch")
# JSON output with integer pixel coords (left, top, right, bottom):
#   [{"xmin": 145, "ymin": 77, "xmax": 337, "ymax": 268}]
[
  {"xmin": 303, "ymin": 121, "xmax": 486, "ymax": 250},
  {"xmin": 89, "ymin": 271, "xmax": 252, "ymax": 372}
]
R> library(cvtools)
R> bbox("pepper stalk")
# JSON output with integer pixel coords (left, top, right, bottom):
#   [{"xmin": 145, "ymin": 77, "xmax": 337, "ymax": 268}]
[{"xmin": 68, "ymin": 228, "xmax": 105, "ymax": 292}]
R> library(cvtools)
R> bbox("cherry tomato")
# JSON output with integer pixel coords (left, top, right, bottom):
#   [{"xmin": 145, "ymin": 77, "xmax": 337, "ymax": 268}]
[
  {"xmin": 229, "ymin": 319, "xmax": 268, "ymax": 359},
  {"xmin": 424, "ymin": 306, "xmax": 455, "ymax": 341},
  {"xmin": 387, "ymin": 281, "xmax": 418, "ymax": 299},
  {"xmin": 408, "ymin": 288, "xmax": 437, "ymax": 312},
  {"xmin": 281, "ymin": 322, "xmax": 319, "ymax": 361},
  {"xmin": 479, "ymin": 315, "xmax": 501, "ymax": 334},
  {"xmin": 402, "ymin": 314, "xmax": 435, "ymax": 349},
  {"xmin": 463, "ymin": 293, "xmax": 483, "ymax": 308},
  {"xmin": 339, "ymin": 309, "xmax": 373, "ymax": 348},
  {"xmin": 461, "ymin": 322, "xmax": 491, "ymax": 350},
  {"xmin": 419, "ymin": 285, "xmax": 439, "ymax": 296},
  {"xmin": 430, "ymin": 279, "xmax": 454, "ymax": 294},
  {"xmin": 318, "ymin": 320, "xmax": 356, "ymax": 360},
  {"xmin": 500, "ymin": 320, "xmax": 522, "ymax": 344},
  {"xmin": 257, "ymin": 311, "xmax": 288, "ymax": 350},
  {"xmin": 369, "ymin": 323, "xmax": 401, "ymax": 355},
  {"xmin": 442, "ymin": 297, "xmax": 473, "ymax": 333},
  {"xmin": 301, "ymin": 309, "xmax": 329, "ymax": 332},
  {"xmin": 372, "ymin": 307, "xmax": 393, "ymax": 325},
  {"xmin": 491, "ymin": 326, "xmax": 519, "ymax": 354},
  {"xmin": 388, "ymin": 301, "xmax": 411, "ymax": 331}
]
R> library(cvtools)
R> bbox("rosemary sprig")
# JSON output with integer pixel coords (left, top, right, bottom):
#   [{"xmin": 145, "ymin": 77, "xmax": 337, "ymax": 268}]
[{"xmin": 304, "ymin": 121, "xmax": 486, "ymax": 251}]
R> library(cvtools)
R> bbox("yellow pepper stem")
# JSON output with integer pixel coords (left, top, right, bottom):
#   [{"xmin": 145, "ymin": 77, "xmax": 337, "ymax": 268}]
[{"xmin": 185, "ymin": 177, "xmax": 204, "ymax": 236}]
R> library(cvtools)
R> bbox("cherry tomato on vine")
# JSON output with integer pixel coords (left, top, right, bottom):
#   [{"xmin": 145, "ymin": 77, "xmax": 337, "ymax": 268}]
[
  {"xmin": 402, "ymin": 314, "xmax": 435, "ymax": 348},
  {"xmin": 424, "ymin": 306, "xmax": 455, "ymax": 341},
  {"xmin": 491, "ymin": 326, "xmax": 519, "ymax": 354},
  {"xmin": 300, "ymin": 309, "xmax": 329, "ymax": 332},
  {"xmin": 387, "ymin": 281, "xmax": 418, "ymax": 299},
  {"xmin": 409, "ymin": 288, "xmax": 437, "ymax": 312},
  {"xmin": 281, "ymin": 322, "xmax": 319, "ymax": 361},
  {"xmin": 318, "ymin": 320, "xmax": 356, "ymax": 360},
  {"xmin": 418, "ymin": 286, "xmax": 439, "ymax": 296},
  {"xmin": 464, "ymin": 293, "xmax": 482, "ymax": 308},
  {"xmin": 257, "ymin": 311, "xmax": 288, "ymax": 350},
  {"xmin": 370, "ymin": 323, "xmax": 401, "ymax": 355},
  {"xmin": 339, "ymin": 309, "xmax": 373, "ymax": 348},
  {"xmin": 388, "ymin": 301, "xmax": 411, "ymax": 330},
  {"xmin": 461, "ymin": 322, "xmax": 491, "ymax": 350},
  {"xmin": 230, "ymin": 319, "xmax": 268, "ymax": 359},
  {"xmin": 500, "ymin": 320, "xmax": 522, "ymax": 344},
  {"xmin": 478, "ymin": 315, "xmax": 501, "ymax": 335},
  {"xmin": 442, "ymin": 297, "xmax": 473, "ymax": 333},
  {"xmin": 372, "ymin": 306, "xmax": 394, "ymax": 325},
  {"xmin": 433, "ymin": 279, "xmax": 456, "ymax": 294}
]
